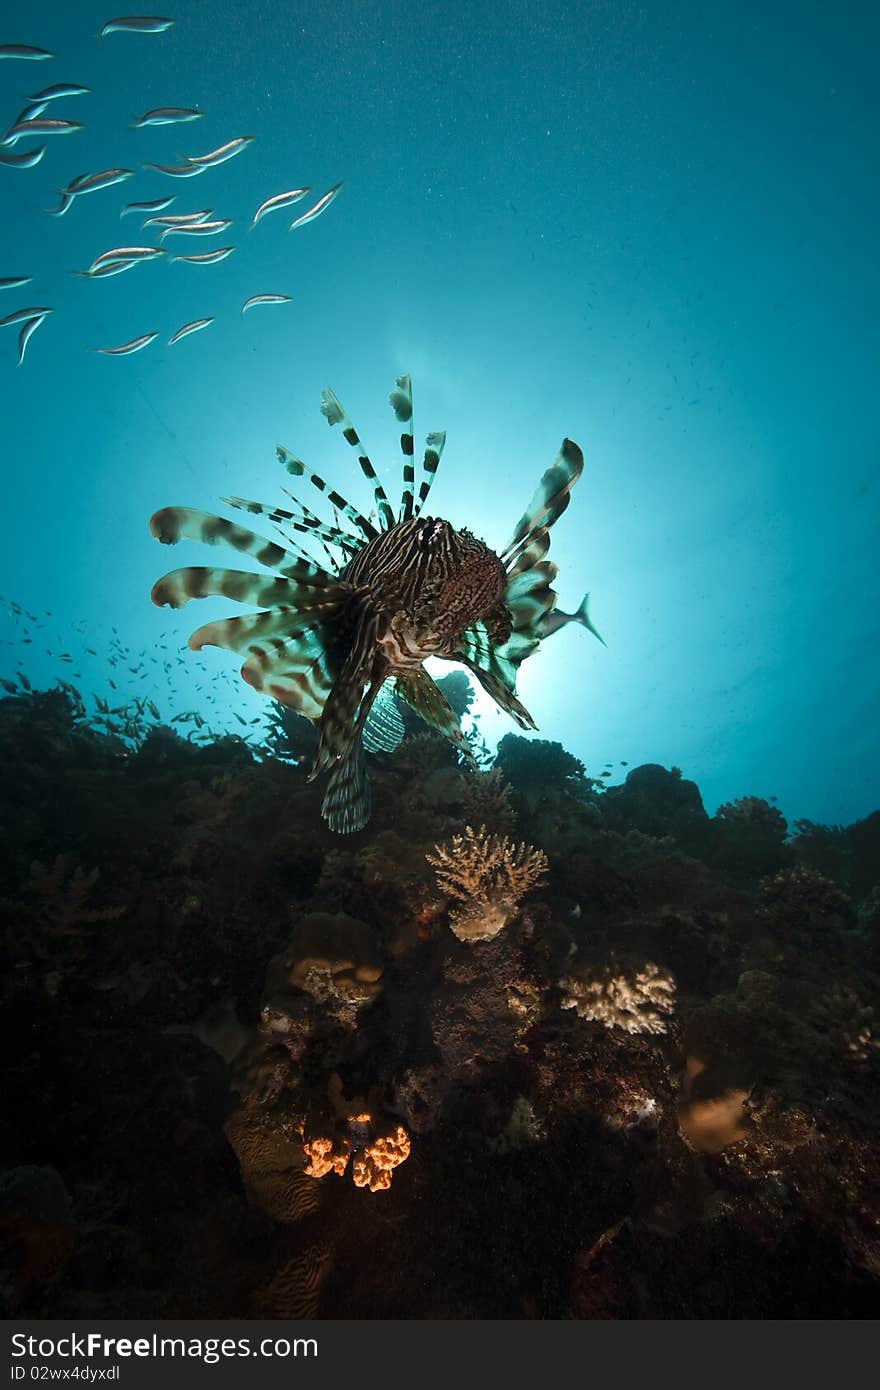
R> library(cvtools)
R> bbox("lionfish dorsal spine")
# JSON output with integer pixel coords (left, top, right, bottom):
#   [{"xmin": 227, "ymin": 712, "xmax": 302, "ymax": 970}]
[
  {"xmin": 276, "ymin": 444, "xmax": 378, "ymax": 542},
  {"xmin": 389, "ymin": 373, "xmax": 415, "ymax": 522},
  {"xmin": 320, "ymin": 387, "xmax": 396, "ymax": 532},
  {"xmin": 414, "ymin": 430, "xmax": 446, "ymax": 515}
]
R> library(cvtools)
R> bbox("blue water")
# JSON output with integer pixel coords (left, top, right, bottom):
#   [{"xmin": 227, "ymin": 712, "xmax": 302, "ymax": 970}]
[{"xmin": 0, "ymin": 0, "xmax": 877, "ymax": 827}]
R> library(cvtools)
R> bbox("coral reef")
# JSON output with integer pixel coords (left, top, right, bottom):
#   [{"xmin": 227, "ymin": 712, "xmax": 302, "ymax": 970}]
[{"xmin": 2, "ymin": 680, "xmax": 879, "ymax": 1318}]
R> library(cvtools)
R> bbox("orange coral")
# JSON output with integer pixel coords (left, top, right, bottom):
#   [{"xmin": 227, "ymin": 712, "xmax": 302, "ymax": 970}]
[
  {"xmin": 303, "ymin": 1135, "xmax": 351, "ymax": 1179},
  {"xmin": 351, "ymin": 1126, "xmax": 411, "ymax": 1192}
]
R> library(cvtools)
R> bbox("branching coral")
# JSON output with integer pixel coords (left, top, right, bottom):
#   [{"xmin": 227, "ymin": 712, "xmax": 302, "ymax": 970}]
[
  {"xmin": 716, "ymin": 796, "xmax": 788, "ymax": 841},
  {"xmin": 461, "ymin": 768, "xmax": 517, "ymax": 834},
  {"xmin": 426, "ymin": 824, "xmax": 548, "ymax": 942},
  {"xmin": 758, "ymin": 865, "xmax": 855, "ymax": 935},
  {"xmin": 561, "ymin": 962, "xmax": 676, "ymax": 1035}
]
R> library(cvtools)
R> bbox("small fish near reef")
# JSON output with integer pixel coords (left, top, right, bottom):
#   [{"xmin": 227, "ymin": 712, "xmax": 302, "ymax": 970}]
[{"xmin": 149, "ymin": 377, "xmax": 603, "ymax": 831}]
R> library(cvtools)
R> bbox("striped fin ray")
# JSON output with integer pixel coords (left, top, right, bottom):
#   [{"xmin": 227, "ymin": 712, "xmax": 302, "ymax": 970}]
[
  {"xmin": 501, "ymin": 438, "xmax": 584, "ymax": 565},
  {"xmin": 393, "ymin": 668, "xmax": 472, "ymax": 759},
  {"xmin": 310, "ymin": 611, "xmax": 383, "ymax": 779},
  {"xmin": 320, "ymin": 388, "xmax": 396, "ymax": 531},
  {"xmin": 321, "ymin": 740, "xmax": 372, "ymax": 833},
  {"xmin": 149, "ymin": 505, "xmax": 332, "ymax": 583},
  {"xmin": 150, "ymin": 566, "xmax": 325, "ymax": 611},
  {"xmin": 277, "ymin": 445, "xmax": 378, "ymax": 542},
  {"xmin": 279, "ymin": 490, "xmax": 362, "ymax": 559},
  {"xmin": 414, "ymin": 431, "xmax": 446, "ymax": 516},
  {"xmin": 222, "ymin": 492, "xmax": 361, "ymax": 555},
  {"xmin": 187, "ymin": 602, "xmax": 342, "ymax": 654},
  {"xmin": 363, "ymin": 682, "xmax": 406, "ymax": 753},
  {"xmin": 389, "ymin": 374, "xmax": 415, "ymax": 522},
  {"xmin": 243, "ymin": 631, "xmax": 339, "ymax": 721},
  {"xmin": 457, "ymin": 622, "xmax": 537, "ymax": 730},
  {"xmin": 501, "ymin": 560, "xmax": 560, "ymax": 661}
]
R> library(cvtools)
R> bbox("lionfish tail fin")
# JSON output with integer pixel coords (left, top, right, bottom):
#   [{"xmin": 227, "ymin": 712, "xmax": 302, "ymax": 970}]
[
  {"xmin": 389, "ymin": 374, "xmax": 415, "ymax": 522},
  {"xmin": 320, "ymin": 387, "xmax": 396, "ymax": 531},
  {"xmin": 501, "ymin": 438, "xmax": 584, "ymax": 565}
]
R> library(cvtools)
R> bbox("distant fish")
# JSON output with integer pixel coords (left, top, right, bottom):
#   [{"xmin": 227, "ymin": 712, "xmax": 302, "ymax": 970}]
[
  {"xmin": 241, "ymin": 293, "xmax": 292, "ymax": 314},
  {"xmin": 288, "ymin": 180, "xmax": 343, "ymax": 230},
  {"xmin": 121, "ymin": 194, "xmax": 175, "ymax": 217},
  {"xmin": 535, "ymin": 592, "xmax": 605, "ymax": 645},
  {"xmin": 183, "ymin": 135, "xmax": 253, "ymax": 167},
  {"xmin": 133, "ymin": 107, "xmax": 202, "ymax": 126},
  {"xmin": 0, "ymin": 276, "xmax": 32, "ymax": 291},
  {"xmin": 0, "ymin": 305, "xmax": 53, "ymax": 328},
  {"xmin": 46, "ymin": 191, "xmax": 75, "ymax": 217},
  {"xmin": 0, "ymin": 44, "xmax": 54, "ymax": 60},
  {"xmin": 1, "ymin": 118, "xmax": 83, "ymax": 143},
  {"xmin": 143, "ymin": 159, "xmax": 208, "ymax": 178},
  {"xmin": 68, "ymin": 168, "xmax": 134, "ymax": 195},
  {"xmin": 143, "ymin": 208, "xmax": 212, "ymax": 226},
  {"xmin": 28, "ymin": 82, "xmax": 90, "ymax": 101},
  {"xmin": 99, "ymin": 17, "xmax": 174, "ymax": 37},
  {"xmin": 91, "ymin": 332, "xmax": 158, "ymax": 354},
  {"xmin": 251, "ymin": 187, "xmax": 309, "ymax": 228},
  {"xmin": 17, "ymin": 313, "xmax": 49, "ymax": 364},
  {"xmin": 169, "ymin": 246, "xmax": 234, "ymax": 264},
  {"xmin": 168, "ymin": 317, "xmax": 213, "ymax": 345},
  {"xmin": 159, "ymin": 218, "xmax": 232, "ymax": 239},
  {"xmin": 0, "ymin": 145, "xmax": 46, "ymax": 168}
]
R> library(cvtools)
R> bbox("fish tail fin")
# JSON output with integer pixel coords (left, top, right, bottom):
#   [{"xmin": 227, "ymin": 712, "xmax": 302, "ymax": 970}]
[
  {"xmin": 575, "ymin": 592, "xmax": 607, "ymax": 646},
  {"xmin": 321, "ymin": 741, "xmax": 372, "ymax": 833},
  {"xmin": 276, "ymin": 445, "xmax": 378, "ymax": 543},
  {"xmin": 389, "ymin": 374, "xmax": 415, "ymax": 522},
  {"xmin": 321, "ymin": 387, "xmax": 396, "ymax": 531}
]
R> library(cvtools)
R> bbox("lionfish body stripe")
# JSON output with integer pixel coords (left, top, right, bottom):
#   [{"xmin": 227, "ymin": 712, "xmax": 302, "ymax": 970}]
[{"xmin": 150, "ymin": 379, "xmax": 600, "ymax": 832}]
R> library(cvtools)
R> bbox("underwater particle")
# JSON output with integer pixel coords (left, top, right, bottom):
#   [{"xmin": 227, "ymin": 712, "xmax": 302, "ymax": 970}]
[
  {"xmin": 427, "ymin": 823, "xmax": 547, "ymax": 942},
  {"xmin": 351, "ymin": 1125, "xmax": 411, "ymax": 1192},
  {"xmin": 560, "ymin": 961, "xmax": 675, "ymax": 1035}
]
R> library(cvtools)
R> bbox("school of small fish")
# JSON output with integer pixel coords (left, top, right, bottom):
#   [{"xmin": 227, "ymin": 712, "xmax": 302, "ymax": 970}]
[{"xmin": 0, "ymin": 17, "xmax": 345, "ymax": 363}]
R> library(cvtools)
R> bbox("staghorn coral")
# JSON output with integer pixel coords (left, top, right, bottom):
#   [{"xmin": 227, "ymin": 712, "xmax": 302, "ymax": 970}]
[
  {"xmin": 560, "ymin": 961, "xmax": 676, "ymax": 1035},
  {"xmin": 351, "ymin": 1126, "xmax": 411, "ymax": 1192},
  {"xmin": 427, "ymin": 824, "xmax": 548, "ymax": 942},
  {"xmin": 461, "ymin": 767, "xmax": 517, "ymax": 834}
]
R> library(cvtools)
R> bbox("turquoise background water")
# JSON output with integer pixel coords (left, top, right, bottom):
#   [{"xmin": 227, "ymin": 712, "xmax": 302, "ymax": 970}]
[{"xmin": 0, "ymin": 0, "xmax": 877, "ymax": 827}]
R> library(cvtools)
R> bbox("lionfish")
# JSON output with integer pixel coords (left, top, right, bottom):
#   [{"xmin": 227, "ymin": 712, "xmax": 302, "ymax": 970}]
[{"xmin": 149, "ymin": 377, "xmax": 603, "ymax": 832}]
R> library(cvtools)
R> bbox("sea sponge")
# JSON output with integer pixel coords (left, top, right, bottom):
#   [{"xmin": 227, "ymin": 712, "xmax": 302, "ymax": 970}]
[
  {"xmin": 263, "ymin": 911, "xmax": 383, "ymax": 1006},
  {"xmin": 561, "ymin": 961, "xmax": 676, "ymax": 1035},
  {"xmin": 303, "ymin": 1135, "xmax": 352, "ymax": 1179},
  {"xmin": 427, "ymin": 824, "xmax": 547, "ymax": 942},
  {"xmin": 351, "ymin": 1126, "xmax": 411, "ymax": 1192}
]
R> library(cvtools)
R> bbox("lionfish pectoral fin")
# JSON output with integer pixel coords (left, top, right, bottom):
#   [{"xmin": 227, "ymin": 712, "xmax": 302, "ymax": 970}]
[
  {"xmin": 458, "ymin": 655, "xmax": 537, "ymax": 731},
  {"xmin": 501, "ymin": 438, "xmax": 584, "ymax": 565},
  {"xmin": 321, "ymin": 741, "xmax": 372, "ymax": 833},
  {"xmin": 392, "ymin": 668, "xmax": 470, "ymax": 755}
]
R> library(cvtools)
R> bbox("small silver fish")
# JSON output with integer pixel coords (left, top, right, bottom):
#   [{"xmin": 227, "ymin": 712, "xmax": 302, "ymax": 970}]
[
  {"xmin": 168, "ymin": 317, "xmax": 213, "ymax": 345},
  {"xmin": 169, "ymin": 246, "xmax": 235, "ymax": 264},
  {"xmin": 289, "ymin": 180, "xmax": 344, "ymax": 230},
  {"xmin": 251, "ymin": 187, "xmax": 309, "ymax": 228},
  {"xmin": 74, "ymin": 260, "xmax": 138, "ymax": 279},
  {"xmin": 133, "ymin": 107, "xmax": 202, "ymax": 126},
  {"xmin": 241, "ymin": 294, "xmax": 292, "ymax": 315},
  {"xmin": 0, "ymin": 305, "xmax": 53, "ymax": 328},
  {"xmin": 3, "ymin": 101, "xmax": 49, "ymax": 141},
  {"xmin": 28, "ymin": 82, "xmax": 90, "ymax": 102},
  {"xmin": 99, "ymin": 17, "xmax": 174, "ymax": 37},
  {"xmin": 183, "ymin": 135, "xmax": 253, "ymax": 167},
  {"xmin": 46, "ymin": 191, "xmax": 75, "ymax": 217},
  {"xmin": 0, "ymin": 276, "xmax": 32, "ymax": 291},
  {"xmin": 91, "ymin": 332, "xmax": 158, "ymax": 355},
  {"xmin": 0, "ymin": 145, "xmax": 46, "ymax": 168},
  {"xmin": 535, "ymin": 592, "xmax": 605, "ymax": 644},
  {"xmin": 17, "ymin": 313, "xmax": 49, "ymax": 364},
  {"xmin": 121, "ymin": 194, "xmax": 175, "ymax": 217},
  {"xmin": 143, "ymin": 160, "xmax": 208, "ymax": 178},
  {"xmin": 159, "ymin": 219, "xmax": 232, "ymax": 239},
  {"xmin": 90, "ymin": 245, "xmax": 165, "ymax": 269},
  {"xmin": 143, "ymin": 208, "xmax": 213, "ymax": 227},
  {"xmin": 0, "ymin": 44, "xmax": 54, "ymax": 60},
  {"xmin": 2, "ymin": 118, "xmax": 84, "ymax": 142},
  {"xmin": 65, "ymin": 168, "xmax": 134, "ymax": 197}
]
